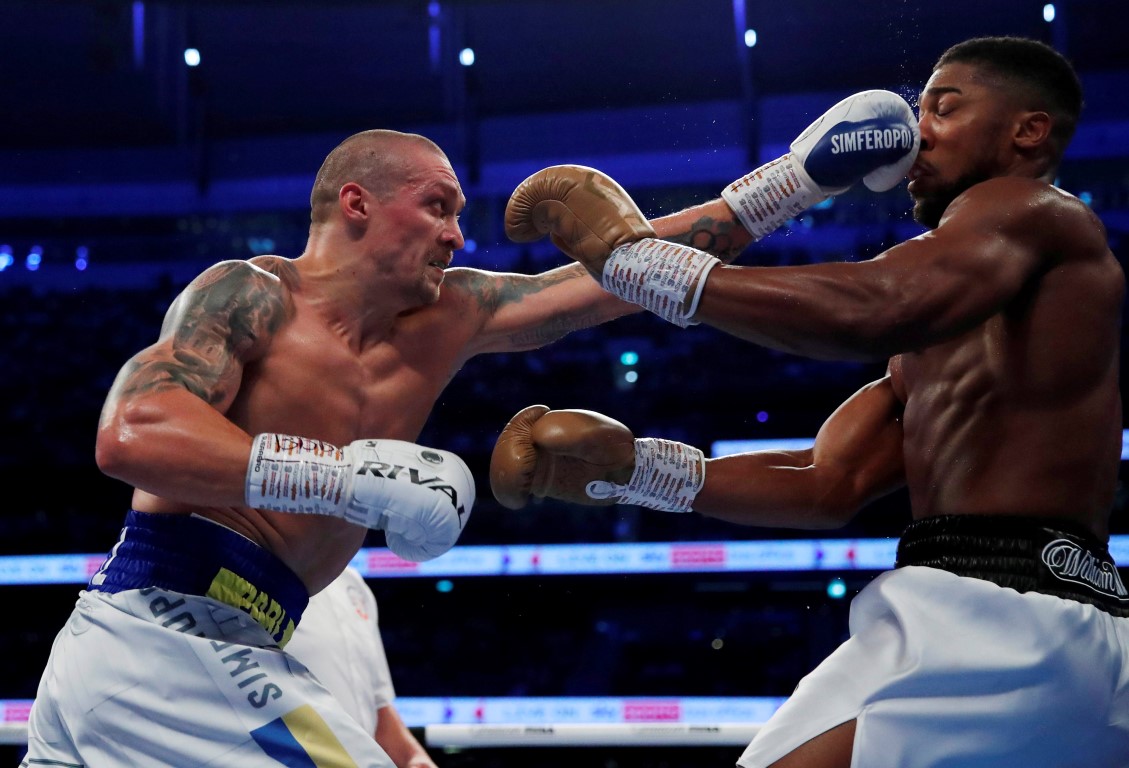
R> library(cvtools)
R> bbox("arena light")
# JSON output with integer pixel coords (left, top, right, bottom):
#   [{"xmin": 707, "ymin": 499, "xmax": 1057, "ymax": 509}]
[
  {"xmin": 25, "ymin": 246, "xmax": 42, "ymax": 271},
  {"xmin": 132, "ymin": 1, "xmax": 145, "ymax": 69},
  {"xmin": 428, "ymin": 0, "xmax": 441, "ymax": 72},
  {"xmin": 1043, "ymin": 3, "xmax": 1056, "ymax": 22},
  {"xmin": 615, "ymin": 349, "xmax": 639, "ymax": 391},
  {"xmin": 458, "ymin": 47, "xmax": 475, "ymax": 67},
  {"xmin": 826, "ymin": 577, "xmax": 847, "ymax": 599},
  {"xmin": 0, "ymin": 244, "xmax": 12, "ymax": 272},
  {"xmin": 743, "ymin": 29, "xmax": 757, "ymax": 48},
  {"xmin": 184, "ymin": 48, "xmax": 201, "ymax": 67},
  {"xmin": 74, "ymin": 245, "xmax": 89, "ymax": 271}
]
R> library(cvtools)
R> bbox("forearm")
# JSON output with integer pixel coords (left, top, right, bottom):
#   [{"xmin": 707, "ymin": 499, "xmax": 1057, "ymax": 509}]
[
  {"xmin": 650, "ymin": 198, "xmax": 752, "ymax": 262},
  {"xmin": 470, "ymin": 262, "xmax": 641, "ymax": 354},
  {"xmin": 95, "ymin": 390, "xmax": 253, "ymax": 507},
  {"xmin": 694, "ymin": 263, "xmax": 904, "ymax": 361},
  {"xmin": 693, "ymin": 451, "xmax": 859, "ymax": 529}
]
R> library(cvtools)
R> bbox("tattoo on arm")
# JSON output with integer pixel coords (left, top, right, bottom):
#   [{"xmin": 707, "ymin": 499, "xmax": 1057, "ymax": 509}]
[
  {"xmin": 453, "ymin": 264, "xmax": 612, "ymax": 349},
  {"xmin": 505, "ymin": 310, "xmax": 604, "ymax": 347},
  {"xmin": 117, "ymin": 262, "xmax": 289, "ymax": 405},
  {"xmin": 457, "ymin": 266, "xmax": 581, "ymax": 314},
  {"xmin": 664, "ymin": 215, "xmax": 746, "ymax": 261}
]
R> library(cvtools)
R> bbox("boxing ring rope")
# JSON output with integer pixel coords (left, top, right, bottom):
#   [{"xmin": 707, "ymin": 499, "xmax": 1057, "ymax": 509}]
[
  {"xmin": 1, "ymin": 721, "xmax": 763, "ymax": 748},
  {"xmin": 1, "ymin": 696, "xmax": 778, "ymax": 747},
  {"xmin": 423, "ymin": 723, "xmax": 762, "ymax": 748}
]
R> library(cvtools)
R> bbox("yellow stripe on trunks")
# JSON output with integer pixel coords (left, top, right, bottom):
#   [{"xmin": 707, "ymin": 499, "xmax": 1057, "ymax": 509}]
[{"xmin": 250, "ymin": 704, "xmax": 358, "ymax": 768}]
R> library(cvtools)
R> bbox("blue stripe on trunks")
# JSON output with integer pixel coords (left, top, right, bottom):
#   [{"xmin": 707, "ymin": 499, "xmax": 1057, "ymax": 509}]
[{"xmin": 88, "ymin": 510, "xmax": 309, "ymax": 645}]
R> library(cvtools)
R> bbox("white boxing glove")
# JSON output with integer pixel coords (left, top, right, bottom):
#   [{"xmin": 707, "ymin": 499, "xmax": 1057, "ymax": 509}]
[
  {"xmin": 245, "ymin": 434, "xmax": 475, "ymax": 562},
  {"xmin": 722, "ymin": 89, "xmax": 920, "ymax": 240}
]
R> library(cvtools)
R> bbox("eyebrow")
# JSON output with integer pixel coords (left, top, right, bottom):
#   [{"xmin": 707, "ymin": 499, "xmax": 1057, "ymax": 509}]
[
  {"xmin": 427, "ymin": 179, "xmax": 466, "ymax": 212},
  {"xmin": 922, "ymin": 85, "xmax": 963, "ymax": 99}
]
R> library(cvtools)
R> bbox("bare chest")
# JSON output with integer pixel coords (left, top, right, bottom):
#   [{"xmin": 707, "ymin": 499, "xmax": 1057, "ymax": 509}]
[{"xmin": 230, "ymin": 313, "xmax": 470, "ymax": 444}]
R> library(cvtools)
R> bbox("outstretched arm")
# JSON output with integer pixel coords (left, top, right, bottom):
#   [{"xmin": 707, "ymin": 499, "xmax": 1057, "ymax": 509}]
[
  {"xmin": 694, "ymin": 178, "xmax": 1065, "ymax": 360},
  {"xmin": 461, "ymin": 191, "xmax": 751, "ymax": 356},
  {"xmin": 490, "ymin": 374, "xmax": 906, "ymax": 530},
  {"xmin": 694, "ymin": 375, "xmax": 906, "ymax": 528}
]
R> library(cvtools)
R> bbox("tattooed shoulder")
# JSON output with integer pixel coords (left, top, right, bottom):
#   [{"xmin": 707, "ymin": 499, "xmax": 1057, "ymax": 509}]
[{"xmin": 164, "ymin": 260, "xmax": 292, "ymax": 347}]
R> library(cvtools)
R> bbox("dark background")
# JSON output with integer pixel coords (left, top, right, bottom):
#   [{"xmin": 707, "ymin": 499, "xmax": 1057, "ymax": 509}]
[{"xmin": 2, "ymin": 0, "xmax": 1128, "ymax": 764}]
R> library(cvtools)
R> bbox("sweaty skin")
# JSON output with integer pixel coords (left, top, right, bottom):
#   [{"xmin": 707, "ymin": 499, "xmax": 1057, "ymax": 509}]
[
  {"xmin": 95, "ymin": 135, "xmax": 751, "ymax": 594},
  {"xmin": 690, "ymin": 61, "xmax": 1122, "ymax": 541}
]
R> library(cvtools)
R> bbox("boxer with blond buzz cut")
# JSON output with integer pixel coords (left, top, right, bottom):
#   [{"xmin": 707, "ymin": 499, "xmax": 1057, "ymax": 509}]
[
  {"xmin": 22, "ymin": 131, "xmax": 795, "ymax": 767},
  {"xmin": 495, "ymin": 37, "xmax": 1129, "ymax": 767}
]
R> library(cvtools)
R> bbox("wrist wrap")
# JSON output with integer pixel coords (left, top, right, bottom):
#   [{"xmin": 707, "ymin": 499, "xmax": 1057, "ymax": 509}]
[
  {"xmin": 601, "ymin": 238, "xmax": 720, "ymax": 328},
  {"xmin": 246, "ymin": 433, "xmax": 351, "ymax": 517},
  {"xmin": 721, "ymin": 153, "xmax": 828, "ymax": 240},
  {"xmin": 586, "ymin": 438, "xmax": 705, "ymax": 513}
]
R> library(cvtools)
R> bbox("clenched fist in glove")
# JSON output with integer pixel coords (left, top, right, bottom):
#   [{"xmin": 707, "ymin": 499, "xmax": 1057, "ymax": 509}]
[
  {"xmin": 506, "ymin": 166, "xmax": 721, "ymax": 328},
  {"xmin": 246, "ymin": 434, "xmax": 475, "ymax": 562},
  {"xmin": 489, "ymin": 405, "xmax": 706, "ymax": 513},
  {"xmin": 722, "ymin": 89, "xmax": 920, "ymax": 240},
  {"xmin": 505, "ymin": 164, "xmax": 656, "ymax": 277}
]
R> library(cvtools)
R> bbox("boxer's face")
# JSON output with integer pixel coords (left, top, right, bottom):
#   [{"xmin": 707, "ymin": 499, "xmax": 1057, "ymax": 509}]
[
  {"xmin": 909, "ymin": 62, "xmax": 1016, "ymax": 229},
  {"xmin": 369, "ymin": 145, "xmax": 465, "ymax": 306}
]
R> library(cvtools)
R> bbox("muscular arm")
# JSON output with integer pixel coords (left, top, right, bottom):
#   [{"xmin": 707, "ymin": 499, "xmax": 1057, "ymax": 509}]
[
  {"xmin": 694, "ymin": 375, "xmax": 906, "ymax": 528},
  {"xmin": 94, "ymin": 260, "xmax": 289, "ymax": 507},
  {"xmin": 694, "ymin": 177, "xmax": 1065, "ymax": 360},
  {"xmin": 463, "ymin": 202, "xmax": 751, "ymax": 355}
]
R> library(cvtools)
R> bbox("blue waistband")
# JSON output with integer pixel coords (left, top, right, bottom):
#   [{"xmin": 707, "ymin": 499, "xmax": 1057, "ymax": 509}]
[{"xmin": 88, "ymin": 510, "xmax": 309, "ymax": 646}]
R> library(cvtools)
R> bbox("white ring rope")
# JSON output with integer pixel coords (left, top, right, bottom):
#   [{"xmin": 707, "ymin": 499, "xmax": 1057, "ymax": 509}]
[
  {"xmin": 0, "ymin": 722, "xmax": 27, "ymax": 745},
  {"xmin": 424, "ymin": 722, "xmax": 762, "ymax": 747},
  {"xmin": 4, "ymin": 721, "xmax": 763, "ymax": 748}
]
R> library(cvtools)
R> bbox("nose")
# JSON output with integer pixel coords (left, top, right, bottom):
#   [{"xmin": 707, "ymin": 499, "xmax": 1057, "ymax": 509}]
[
  {"xmin": 442, "ymin": 221, "xmax": 465, "ymax": 250},
  {"xmin": 916, "ymin": 113, "xmax": 933, "ymax": 152}
]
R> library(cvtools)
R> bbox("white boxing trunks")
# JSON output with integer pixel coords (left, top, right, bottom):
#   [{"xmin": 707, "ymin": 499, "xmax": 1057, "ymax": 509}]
[
  {"xmin": 738, "ymin": 515, "xmax": 1129, "ymax": 768},
  {"xmin": 23, "ymin": 510, "xmax": 396, "ymax": 768}
]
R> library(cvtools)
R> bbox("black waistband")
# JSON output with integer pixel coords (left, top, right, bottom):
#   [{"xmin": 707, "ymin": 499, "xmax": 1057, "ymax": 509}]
[
  {"xmin": 896, "ymin": 514, "xmax": 1129, "ymax": 617},
  {"xmin": 88, "ymin": 510, "xmax": 309, "ymax": 645}
]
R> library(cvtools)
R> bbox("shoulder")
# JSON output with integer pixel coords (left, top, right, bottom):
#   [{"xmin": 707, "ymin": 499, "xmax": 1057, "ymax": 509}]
[
  {"xmin": 944, "ymin": 178, "xmax": 1097, "ymax": 230},
  {"xmin": 166, "ymin": 259, "xmax": 295, "ymax": 344},
  {"xmin": 940, "ymin": 178, "xmax": 1107, "ymax": 255},
  {"xmin": 183, "ymin": 258, "xmax": 288, "ymax": 300}
]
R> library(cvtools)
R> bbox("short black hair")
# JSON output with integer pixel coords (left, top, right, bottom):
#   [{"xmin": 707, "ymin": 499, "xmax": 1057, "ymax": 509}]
[{"xmin": 936, "ymin": 36, "xmax": 1083, "ymax": 153}]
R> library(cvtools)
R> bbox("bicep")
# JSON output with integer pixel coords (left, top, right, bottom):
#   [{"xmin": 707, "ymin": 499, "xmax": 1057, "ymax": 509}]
[
  {"xmin": 696, "ymin": 376, "xmax": 904, "ymax": 527},
  {"xmin": 810, "ymin": 374, "xmax": 906, "ymax": 502},
  {"xmin": 107, "ymin": 261, "xmax": 287, "ymax": 411},
  {"xmin": 875, "ymin": 187, "xmax": 1051, "ymax": 342}
]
